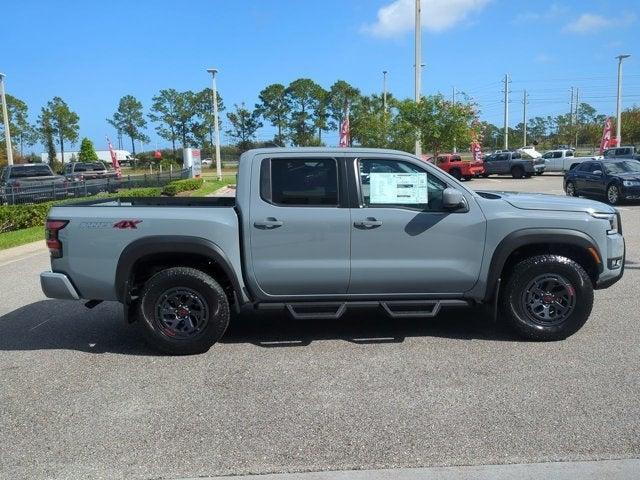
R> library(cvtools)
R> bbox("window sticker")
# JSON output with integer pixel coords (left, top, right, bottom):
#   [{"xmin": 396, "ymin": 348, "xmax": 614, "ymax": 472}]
[{"xmin": 369, "ymin": 172, "xmax": 428, "ymax": 204}]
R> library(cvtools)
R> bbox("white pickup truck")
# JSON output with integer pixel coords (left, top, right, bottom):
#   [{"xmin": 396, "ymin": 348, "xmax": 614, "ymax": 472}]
[{"xmin": 540, "ymin": 149, "xmax": 590, "ymax": 173}]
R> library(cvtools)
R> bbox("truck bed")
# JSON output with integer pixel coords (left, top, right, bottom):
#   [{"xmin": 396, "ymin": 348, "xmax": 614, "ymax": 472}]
[{"xmin": 69, "ymin": 196, "xmax": 236, "ymax": 208}]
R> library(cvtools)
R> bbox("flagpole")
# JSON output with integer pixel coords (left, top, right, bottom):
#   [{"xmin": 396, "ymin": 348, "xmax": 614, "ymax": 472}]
[{"xmin": 414, "ymin": 0, "xmax": 422, "ymax": 156}]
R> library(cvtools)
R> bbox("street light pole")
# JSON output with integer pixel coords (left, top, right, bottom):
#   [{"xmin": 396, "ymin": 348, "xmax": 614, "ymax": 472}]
[
  {"xmin": 382, "ymin": 70, "xmax": 388, "ymax": 112},
  {"xmin": 207, "ymin": 68, "xmax": 223, "ymax": 181},
  {"xmin": 615, "ymin": 54, "xmax": 631, "ymax": 147},
  {"xmin": 0, "ymin": 73, "xmax": 14, "ymax": 166},
  {"xmin": 414, "ymin": 0, "xmax": 422, "ymax": 156}
]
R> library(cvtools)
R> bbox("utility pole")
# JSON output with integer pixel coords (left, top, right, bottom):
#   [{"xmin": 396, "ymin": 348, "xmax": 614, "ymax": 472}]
[
  {"xmin": 569, "ymin": 87, "xmax": 574, "ymax": 147},
  {"xmin": 522, "ymin": 89, "xmax": 528, "ymax": 147},
  {"xmin": 207, "ymin": 68, "xmax": 223, "ymax": 181},
  {"xmin": 414, "ymin": 0, "xmax": 422, "ymax": 156},
  {"xmin": 452, "ymin": 86, "xmax": 457, "ymax": 153},
  {"xmin": 502, "ymin": 74, "xmax": 510, "ymax": 150},
  {"xmin": 615, "ymin": 54, "xmax": 631, "ymax": 147},
  {"xmin": 574, "ymin": 87, "xmax": 579, "ymax": 148},
  {"xmin": 0, "ymin": 73, "xmax": 14, "ymax": 165}
]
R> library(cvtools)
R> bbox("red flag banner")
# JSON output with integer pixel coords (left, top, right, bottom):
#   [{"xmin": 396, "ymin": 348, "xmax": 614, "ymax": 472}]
[
  {"xmin": 106, "ymin": 137, "xmax": 122, "ymax": 178},
  {"xmin": 471, "ymin": 140, "xmax": 482, "ymax": 163},
  {"xmin": 339, "ymin": 103, "xmax": 350, "ymax": 147},
  {"xmin": 599, "ymin": 117, "xmax": 613, "ymax": 154}
]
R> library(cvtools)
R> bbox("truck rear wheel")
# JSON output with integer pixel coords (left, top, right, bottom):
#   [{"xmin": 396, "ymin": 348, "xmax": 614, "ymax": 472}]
[
  {"xmin": 137, "ymin": 267, "xmax": 230, "ymax": 355},
  {"xmin": 500, "ymin": 255, "xmax": 593, "ymax": 341},
  {"xmin": 511, "ymin": 166, "xmax": 524, "ymax": 179}
]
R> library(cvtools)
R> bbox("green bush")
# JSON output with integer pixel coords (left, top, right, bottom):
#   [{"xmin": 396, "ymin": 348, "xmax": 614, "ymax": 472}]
[
  {"xmin": 0, "ymin": 186, "xmax": 164, "ymax": 233},
  {"xmin": 0, "ymin": 202, "xmax": 53, "ymax": 233},
  {"xmin": 161, "ymin": 178, "xmax": 204, "ymax": 196}
]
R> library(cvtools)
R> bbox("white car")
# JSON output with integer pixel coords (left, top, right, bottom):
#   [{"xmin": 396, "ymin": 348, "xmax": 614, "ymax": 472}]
[{"xmin": 201, "ymin": 158, "xmax": 213, "ymax": 166}]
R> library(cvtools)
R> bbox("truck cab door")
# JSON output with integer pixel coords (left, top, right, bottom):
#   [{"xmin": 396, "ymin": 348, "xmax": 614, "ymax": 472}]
[
  {"xmin": 348, "ymin": 157, "xmax": 486, "ymax": 295},
  {"xmin": 248, "ymin": 156, "xmax": 351, "ymax": 297},
  {"xmin": 495, "ymin": 153, "xmax": 509, "ymax": 173}
]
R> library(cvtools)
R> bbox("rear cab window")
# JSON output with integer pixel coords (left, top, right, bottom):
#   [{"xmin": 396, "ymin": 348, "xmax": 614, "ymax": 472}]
[
  {"xmin": 9, "ymin": 165, "xmax": 54, "ymax": 178},
  {"xmin": 260, "ymin": 158, "xmax": 339, "ymax": 206}
]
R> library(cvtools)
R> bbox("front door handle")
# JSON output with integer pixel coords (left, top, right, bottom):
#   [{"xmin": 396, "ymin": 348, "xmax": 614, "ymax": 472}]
[
  {"xmin": 254, "ymin": 217, "xmax": 284, "ymax": 229},
  {"xmin": 354, "ymin": 217, "xmax": 383, "ymax": 229}
]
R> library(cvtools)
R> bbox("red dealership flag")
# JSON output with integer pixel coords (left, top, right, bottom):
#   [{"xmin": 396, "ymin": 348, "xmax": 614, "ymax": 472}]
[
  {"xmin": 339, "ymin": 103, "xmax": 350, "ymax": 147},
  {"xmin": 599, "ymin": 117, "xmax": 613, "ymax": 154},
  {"xmin": 471, "ymin": 140, "xmax": 482, "ymax": 163},
  {"xmin": 106, "ymin": 137, "xmax": 122, "ymax": 178}
]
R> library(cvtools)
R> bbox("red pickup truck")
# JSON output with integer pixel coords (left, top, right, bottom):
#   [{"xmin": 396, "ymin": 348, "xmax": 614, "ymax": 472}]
[{"xmin": 423, "ymin": 153, "xmax": 485, "ymax": 181}]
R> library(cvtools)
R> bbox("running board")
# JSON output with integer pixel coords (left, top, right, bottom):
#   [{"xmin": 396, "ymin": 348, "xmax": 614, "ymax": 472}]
[{"xmin": 257, "ymin": 300, "xmax": 470, "ymax": 320}]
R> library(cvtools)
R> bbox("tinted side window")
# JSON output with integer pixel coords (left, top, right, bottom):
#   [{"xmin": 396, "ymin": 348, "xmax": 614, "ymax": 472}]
[
  {"xmin": 566, "ymin": 151, "xmax": 573, "ymax": 157},
  {"xmin": 358, "ymin": 159, "xmax": 447, "ymax": 211},
  {"xmin": 512, "ymin": 152, "xmax": 521, "ymax": 159},
  {"xmin": 261, "ymin": 158, "xmax": 338, "ymax": 206},
  {"xmin": 576, "ymin": 162, "xmax": 592, "ymax": 172}
]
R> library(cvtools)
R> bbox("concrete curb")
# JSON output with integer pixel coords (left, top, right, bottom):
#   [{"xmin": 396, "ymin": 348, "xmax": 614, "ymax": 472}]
[
  {"xmin": 185, "ymin": 459, "xmax": 640, "ymax": 480},
  {"xmin": 0, "ymin": 240, "xmax": 47, "ymax": 267}
]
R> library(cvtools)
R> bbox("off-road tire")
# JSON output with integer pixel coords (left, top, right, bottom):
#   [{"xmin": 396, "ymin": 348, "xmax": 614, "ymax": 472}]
[
  {"xmin": 450, "ymin": 168, "xmax": 462, "ymax": 180},
  {"xmin": 137, "ymin": 267, "xmax": 230, "ymax": 355},
  {"xmin": 500, "ymin": 255, "xmax": 593, "ymax": 341}
]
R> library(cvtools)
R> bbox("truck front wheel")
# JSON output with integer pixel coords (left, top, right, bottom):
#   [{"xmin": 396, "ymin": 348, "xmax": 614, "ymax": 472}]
[
  {"xmin": 137, "ymin": 267, "xmax": 230, "ymax": 355},
  {"xmin": 500, "ymin": 255, "xmax": 593, "ymax": 341}
]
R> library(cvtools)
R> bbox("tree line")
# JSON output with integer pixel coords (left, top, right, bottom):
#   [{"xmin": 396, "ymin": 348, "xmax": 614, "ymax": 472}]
[{"xmin": 2, "ymin": 80, "xmax": 640, "ymax": 168}]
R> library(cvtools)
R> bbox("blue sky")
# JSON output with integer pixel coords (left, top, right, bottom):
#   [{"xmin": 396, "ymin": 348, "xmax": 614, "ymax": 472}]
[{"xmin": 2, "ymin": 0, "xmax": 639, "ymax": 152}]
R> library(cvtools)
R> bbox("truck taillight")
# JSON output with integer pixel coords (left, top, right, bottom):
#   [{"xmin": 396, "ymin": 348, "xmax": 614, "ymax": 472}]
[{"xmin": 45, "ymin": 220, "xmax": 69, "ymax": 258}]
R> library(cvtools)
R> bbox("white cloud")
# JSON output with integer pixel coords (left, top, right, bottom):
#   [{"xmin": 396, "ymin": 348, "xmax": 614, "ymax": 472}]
[
  {"xmin": 534, "ymin": 53, "xmax": 553, "ymax": 63},
  {"xmin": 362, "ymin": 0, "xmax": 491, "ymax": 37},
  {"xmin": 563, "ymin": 13, "xmax": 636, "ymax": 33},
  {"xmin": 514, "ymin": 4, "xmax": 567, "ymax": 23}
]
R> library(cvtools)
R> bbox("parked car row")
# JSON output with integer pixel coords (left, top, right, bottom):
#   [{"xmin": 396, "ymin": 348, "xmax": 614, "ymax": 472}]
[{"xmin": 1, "ymin": 162, "xmax": 190, "ymax": 205}]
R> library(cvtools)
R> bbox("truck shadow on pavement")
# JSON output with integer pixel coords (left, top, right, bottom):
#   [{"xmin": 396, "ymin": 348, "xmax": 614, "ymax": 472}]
[
  {"xmin": 224, "ymin": 308, "xmax": 519, "ymax": 348},
  {"xmin": 0, "ymin": 300, "xmax": 519, "ymax": 355}
]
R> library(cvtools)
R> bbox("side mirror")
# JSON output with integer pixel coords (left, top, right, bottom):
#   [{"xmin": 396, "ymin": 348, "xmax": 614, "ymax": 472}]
[
  {"xmin": 593, "ymin": 170, "xmax": 603, "ymax": 176},
  {"xmin": 442, "ymin": 188, "xmax": 466, "ymax": 210}
]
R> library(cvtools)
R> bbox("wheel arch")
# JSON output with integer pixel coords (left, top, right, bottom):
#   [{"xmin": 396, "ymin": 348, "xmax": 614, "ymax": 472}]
[
  {"xmin": 484, "ymin": 229, "xmax": 603, "ymax": 302},
  {"xmin": 115, "ymin": 236, "xmax": 245, "ymax": 306}
]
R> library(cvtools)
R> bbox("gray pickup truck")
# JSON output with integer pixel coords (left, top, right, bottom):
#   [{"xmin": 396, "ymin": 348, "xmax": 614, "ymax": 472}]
[
  {"xmin": 482, "ymin": 151, "xmax": 545, "ymax": 178},
  {"xmin": 603, "ymin": 146, "xmax": 640, "ymax": 161},
  {"xmin": 41, "ymin": 148, "xmax": 625, "ymax": 354}
]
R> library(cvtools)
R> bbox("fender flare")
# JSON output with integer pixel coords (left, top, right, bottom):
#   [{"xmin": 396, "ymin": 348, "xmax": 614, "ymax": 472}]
[
  {"xmin": 484, "ymin": 228, "xmax": 602, "ymax": 302},
  {"xmin": 114, "ymin": 235, "xmax": 243, "ymax": 304}
]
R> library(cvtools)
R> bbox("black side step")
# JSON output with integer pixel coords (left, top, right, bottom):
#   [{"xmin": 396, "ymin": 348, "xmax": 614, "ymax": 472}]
[
  {"xmin": 286, "ymin": 302, "xmax": 347, "ymax": 320},
  {"xmin": 256, "ymin": 299, "xmax": 470, "ymax": 320}
]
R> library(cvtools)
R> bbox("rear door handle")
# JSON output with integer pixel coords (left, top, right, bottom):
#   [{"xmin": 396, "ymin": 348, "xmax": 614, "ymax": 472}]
[
  {"xmin": 254, "ymin": 217, "xmax": 284, "ymax": 229},
  {"xmin": 354, "ymin": 217, "xmax": 383, "ymax": 229}
]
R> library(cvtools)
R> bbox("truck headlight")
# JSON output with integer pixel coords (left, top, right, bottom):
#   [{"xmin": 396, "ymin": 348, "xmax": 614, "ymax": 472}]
[
  {"xmin": 591, "ymin": 212, "xmax": 619, "ymax": 235},
  {"xmin": 622, "ymin": 180, "xmax": 640, "ymax": 187}
]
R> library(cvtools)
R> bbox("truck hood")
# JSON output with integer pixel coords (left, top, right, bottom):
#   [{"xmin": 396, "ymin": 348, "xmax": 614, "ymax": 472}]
[{"xmin": 479, "ymin": 191, "xmax": 615, "ymax": 214}]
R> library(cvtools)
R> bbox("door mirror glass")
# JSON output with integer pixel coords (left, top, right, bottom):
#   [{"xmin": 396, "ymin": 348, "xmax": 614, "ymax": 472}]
[{"xmin": 442, "ymin": 188, "xmax": 465, "ymax": 210}]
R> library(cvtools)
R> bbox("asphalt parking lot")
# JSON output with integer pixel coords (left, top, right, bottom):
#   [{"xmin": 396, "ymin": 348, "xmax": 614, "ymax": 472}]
[{"xmin": 1, "ymin": 173, "xmax": 639, "ymax": 479}]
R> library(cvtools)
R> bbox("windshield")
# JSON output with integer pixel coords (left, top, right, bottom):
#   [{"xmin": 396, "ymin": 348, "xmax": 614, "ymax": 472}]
[{"xmin": 604, "ymin": 161, "xmax": 640, "ymax": 174}]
